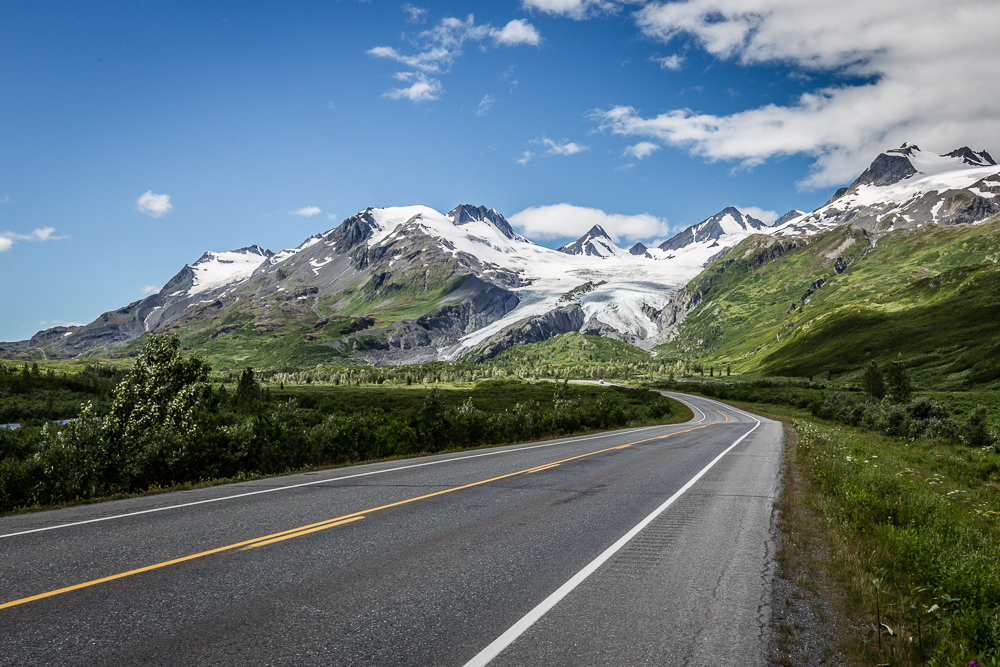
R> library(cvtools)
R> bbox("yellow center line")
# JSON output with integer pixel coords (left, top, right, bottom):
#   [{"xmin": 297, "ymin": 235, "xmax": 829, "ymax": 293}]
[
  {"xmin": 1, "ymin": 419, "xmax": 724, "ymax": 611},
  {"xmin": 716, "ymin": 410, "xmax": 730, "ymax": 423},
  {"xmin": 241, "ymin": 516, "xmax": 366, "ymax": 550}
]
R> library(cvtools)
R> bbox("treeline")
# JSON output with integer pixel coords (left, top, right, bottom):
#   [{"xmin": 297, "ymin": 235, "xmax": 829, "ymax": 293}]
[
  {"xmin": 0, "ymin": 336, "xmax": 677, "ymax": 512},
  {"xmin": 655, "ymin": 363, "xmax": 998, "ymax": 450},
  {"xmin": 0, "ymin": 362, "xmax": 127, "ymax": 423},
  {"xmin": 265, "ymin": 360, "xmax": 680, "ymax": 387}
]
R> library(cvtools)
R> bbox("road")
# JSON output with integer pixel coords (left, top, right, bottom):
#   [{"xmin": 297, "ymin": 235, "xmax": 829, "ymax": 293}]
[{"xmin": 0, "ymin": 392, "xmax": 783, "ymax": 666}]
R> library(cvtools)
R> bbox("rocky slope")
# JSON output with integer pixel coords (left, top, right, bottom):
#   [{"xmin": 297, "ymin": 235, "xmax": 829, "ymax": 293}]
[{"xmin": 5, "ymin": 144, "xmax": 999, "ymax": 367}]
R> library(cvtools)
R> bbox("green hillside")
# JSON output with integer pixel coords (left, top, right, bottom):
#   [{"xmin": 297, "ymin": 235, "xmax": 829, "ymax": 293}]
[{"xmin": 657, "ymin": 217, "xmax": 1000, "ymax": 387}]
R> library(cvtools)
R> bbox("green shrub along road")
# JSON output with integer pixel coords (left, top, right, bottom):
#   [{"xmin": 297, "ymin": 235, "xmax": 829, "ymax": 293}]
[{"xmin": 0, "ymin": 335, "xmax": 688, "ymax": 514}]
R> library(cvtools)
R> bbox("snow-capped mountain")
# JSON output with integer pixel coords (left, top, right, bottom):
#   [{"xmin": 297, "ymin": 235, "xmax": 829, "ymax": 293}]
[
  {"xmin": 174, "ymin": 246, "xmax": 273, "ymax": 297},
  {"xmin": 8, "ymin": 143, "xmax": 1000, "ymax": 365},
  {"xmin": 774, "ymin": 144, "xmax": 1000, "ymax": 237},
  {"xmin": 657, "ymin": 207, "xmax": 768, "ymax": 252},
  {"xmin": 557, "ymin": 225, "xmax": 625, "ymax": 257}
]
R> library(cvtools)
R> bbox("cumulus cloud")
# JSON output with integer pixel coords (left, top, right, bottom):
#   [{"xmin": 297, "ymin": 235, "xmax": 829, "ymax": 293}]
[
  {"xmin": 589, "ymin": 0, "xmax": 1000, "ymax": 188},
  {"xmin": 369, "ymin": 13, "xmax": 541, "ymax": 103},
  {"xmin": 522, "ymin": 0, "xmax": 622, "ymax": 20},
  {"xmin": 736, "ymin": 206, "xmax": 779, "ymax": 225},
  {"xmin": 651, "ymin": 54, "xmax": 684, "ymax": 70},
  {"xmin": 492, "ymin": 19, "xmax": 542, "ymax": 46},
  {"xmin": 0, "ymin": 227, "xmax": 68, "ymax": 253},
  {"xmin": 141, "ymin": 285, "xmax": 160, "ymax": 295},
  {"xmin": 509, "ymin": 203, "xmax": 670, "ymax": 242},
  {"xmin": 384, "ymin": 72, "xmax": 443, "ymax": 102},
  {"xmin": 516, "ymin": 150, "xmax": 535, "ymax": 165},
  {"xmin": 291, "ymin": 206, "xmax": 323, "ymax": 217},
  {"xmin": 623, "ymin": 141, "xmax": 660, "ymax": 159},
  {"xmin": 136, "ymin": 190, "xmax": 172, "ymax": 217}
]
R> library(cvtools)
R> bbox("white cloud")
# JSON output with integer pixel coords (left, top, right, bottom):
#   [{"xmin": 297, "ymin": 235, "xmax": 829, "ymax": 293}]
[
  {"xmin": 651, "ymin": 54, "xmax": 684, "ymax": 70},
  {"xmin": 476, "ymin": 94, "xmax": 496, "ymax": 116},
  {"xmin": 292, "ymin": 206, "xmax": 323, "ymax": 217},
  {"xmin": 522, "ymin": 0, "xmax": 621, "ymax": 20},
  {"xmin": 516, "ymin": 150, "xmax": 535, "ymax": 165},
  {"xmin": 589, "ymin": 0, "xmax": 1000, "ymax": 188},
  {"xmin": 141, "ymin": 285, "xmax": 160, "ymax": 295},
  {"xmin": 402, "ymin": 3, "xmax": 427, "ymax": 23},
  {"xmin": 536, "ymin": 137, "xmax": 589, "ymax": 156},
  {"xmin": 509, "ymin": 203, "xmax": 670, "ymax": 242},
  {"xmin": 0, "ymin": 227, "xmax": 68, "ymax": 253},
  {"xmin": 136, "ymin": 190, "xmax": 172, "ymax": 217},
  {"xmin": 369, "ymin": 13, "xmax": 541, "ymax": 103},
  {"xmin": 492, "ymin": 19, "xmax": 542, "ymax": 46},
  {"xmin": 736, "ymin": 206, "xmax": 779, "ymax": 225},
  {"xmin": 622, "ymin": 141, "xmax": 660, "ymax": 159},
  {"xmin": 384, "ymin": 72, "xmax": 443, "ymax": 102}
]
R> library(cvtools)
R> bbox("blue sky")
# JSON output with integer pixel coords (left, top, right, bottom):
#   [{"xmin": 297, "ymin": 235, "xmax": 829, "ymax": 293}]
[{"xmin": 2, "ymin": 0, "xmax": 997, "ymax": 341}]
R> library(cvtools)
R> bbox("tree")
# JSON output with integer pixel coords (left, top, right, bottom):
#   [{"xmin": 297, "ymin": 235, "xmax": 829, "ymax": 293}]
[
  {"xmin": 965, "ymin": 405, "xmax": 992, "ymax": 448},
  {"xmin": 235, "ymin": 367, "xmax": 262, "ymax": 406},
  {"xmin": 862, "ymin": 361, "xmax": 886, "ymax": 400},
  {"xmin": 102, "ymin": 334, "xmax": 211, "ymax": 486},
  {"xmin": 884, "ymin": 360, "xmax": 912, "ymax": 403}
]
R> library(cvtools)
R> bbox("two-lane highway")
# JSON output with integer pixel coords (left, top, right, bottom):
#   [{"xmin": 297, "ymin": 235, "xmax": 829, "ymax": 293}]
[{"xmin": 0, "ymin": 392, "xmax": 783, "ymax": 666}]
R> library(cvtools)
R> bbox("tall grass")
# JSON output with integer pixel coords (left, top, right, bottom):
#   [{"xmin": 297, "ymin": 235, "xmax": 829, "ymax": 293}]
[{"xmin": 795, "ymin": 418, "xmax": 1000, "ymax": 665}]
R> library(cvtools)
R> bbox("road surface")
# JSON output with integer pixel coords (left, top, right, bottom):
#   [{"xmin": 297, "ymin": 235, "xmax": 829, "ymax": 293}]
[{"xmin": 0, "ymin": 392, "xmax": 783, "ymax": 666}]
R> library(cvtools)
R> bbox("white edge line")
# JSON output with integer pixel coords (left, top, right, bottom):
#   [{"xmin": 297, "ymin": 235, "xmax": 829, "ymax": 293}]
[
  {"xmin": 462, "ymin": 409, "xmax": 761, "ymax": 667},
  {"xmin": 0, "ymin": 422, "xmax": 676, "ymax": 540}
]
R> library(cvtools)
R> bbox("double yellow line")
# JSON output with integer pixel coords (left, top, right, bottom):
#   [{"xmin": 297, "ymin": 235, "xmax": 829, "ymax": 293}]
[{"xmin": 1, "ymin": 415, "xmax": 729, "ymax": 611}]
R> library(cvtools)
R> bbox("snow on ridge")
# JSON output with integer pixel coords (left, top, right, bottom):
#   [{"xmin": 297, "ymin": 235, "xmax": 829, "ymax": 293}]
[{"xmin": 187, "ymin": 248, "xmax": 271, "ymax": 296}]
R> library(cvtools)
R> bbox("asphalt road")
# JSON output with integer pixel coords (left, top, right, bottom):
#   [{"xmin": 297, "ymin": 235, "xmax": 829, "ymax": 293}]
[{"xmin": 0, "ymin": 392, "xmax": 783, "ymax": 666}]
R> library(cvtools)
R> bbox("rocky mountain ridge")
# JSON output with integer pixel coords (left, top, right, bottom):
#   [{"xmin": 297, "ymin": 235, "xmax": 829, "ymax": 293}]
[{"xmin": 5, "ymin": 143, "xmax": 998, "ymax": 367}]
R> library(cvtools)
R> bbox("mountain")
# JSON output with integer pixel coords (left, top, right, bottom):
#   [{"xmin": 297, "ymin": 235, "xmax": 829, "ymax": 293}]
[
  {"xmin": 657, "ymin": 206, "xmax": 768, "ymax": 252},
  {"xmin": 775, "ymin": 143, "xmax": 1000, "ymax": 237},
  {"xmin": 5, "ymin": 143, "xmax": 1000, "ymax": 369},
  {"xmin": 652, "ymin": 217, "xmax": 1000, "ymax": 385},
  {"xmin": 557, "ymin": 225, "xmax": 625, "ymax": 257}
]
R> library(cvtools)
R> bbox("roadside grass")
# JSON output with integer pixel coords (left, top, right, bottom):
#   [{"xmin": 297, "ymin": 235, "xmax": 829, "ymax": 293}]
[{"xmin": 728, "ymin": 397, "xmax": 1000, "ymax": 666}]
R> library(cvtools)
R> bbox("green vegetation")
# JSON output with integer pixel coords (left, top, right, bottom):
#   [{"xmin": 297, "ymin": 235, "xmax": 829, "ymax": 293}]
[
  {"xmin": 0, "ymin": 335, "xmax": 687, "ymax": 514},
  {"xmin": 656, "ymin": 218, "xmax": 1000, "ymax": 388},
  {"xmin": 0, "ymin": 361, "xmax": 127, "ymax": 423},
  {"xmin": 787, "ymin": 417, "xmax": 1000, "ymax": 665}
]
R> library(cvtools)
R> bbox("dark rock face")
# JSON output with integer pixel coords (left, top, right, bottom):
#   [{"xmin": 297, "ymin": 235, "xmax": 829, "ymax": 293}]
[
  {"xmin": 328, "ymin": 278, "xmax": 521, "ymax": 364},
  {"xmin": 629, "ymin": 242, "xmax": 649, "ymax": 256},
  {"xmin": 945, "ymin": 147, "xmax": 997, "ymax": 166},
  {"xmin": 849, "ymin": 153, "xmax": 917, "ymax": 189},
  {"xmin": 327, "ymin": 209, "xmax": 379, "ymax": 251},
  {"xmin": 773, "ymin": 210, "xmax": 805, "ymax": 226},
  {"xmin": 468, "ymin": 305, "xmax": 587, "ymax": 360},
  {"xmin": 447, "ymin": 204, "xmax": 520, "ymax": 240}
]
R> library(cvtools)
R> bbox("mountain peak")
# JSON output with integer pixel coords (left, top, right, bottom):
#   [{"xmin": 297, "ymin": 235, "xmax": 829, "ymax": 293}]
[
  {"xmin": 446, "ymin": 204, "xmax": 521, "ymax": 241},
  {"xmin": 658, "ymin": 206, "xmax": 766, "ymax": 252},
  {"xmin": 850, "ymin": 149, "xmax": 919, "ymax": 189},
  {"xmin": 557, "ymin": 225, "xmax": 621, "ymax": 257},
  {"xmin": 945, "ymin": 146, "xmax": 997, "ymax": 166}
]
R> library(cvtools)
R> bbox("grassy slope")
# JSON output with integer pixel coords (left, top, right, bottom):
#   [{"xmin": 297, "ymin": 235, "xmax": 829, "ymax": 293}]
[
  {"xmin": 656, "ymin": 218, "xmax": 1000, "ymax": 386},
  {"xmin": 481, "ymin": 332, "xmax": 654, "ymax": 368}
]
